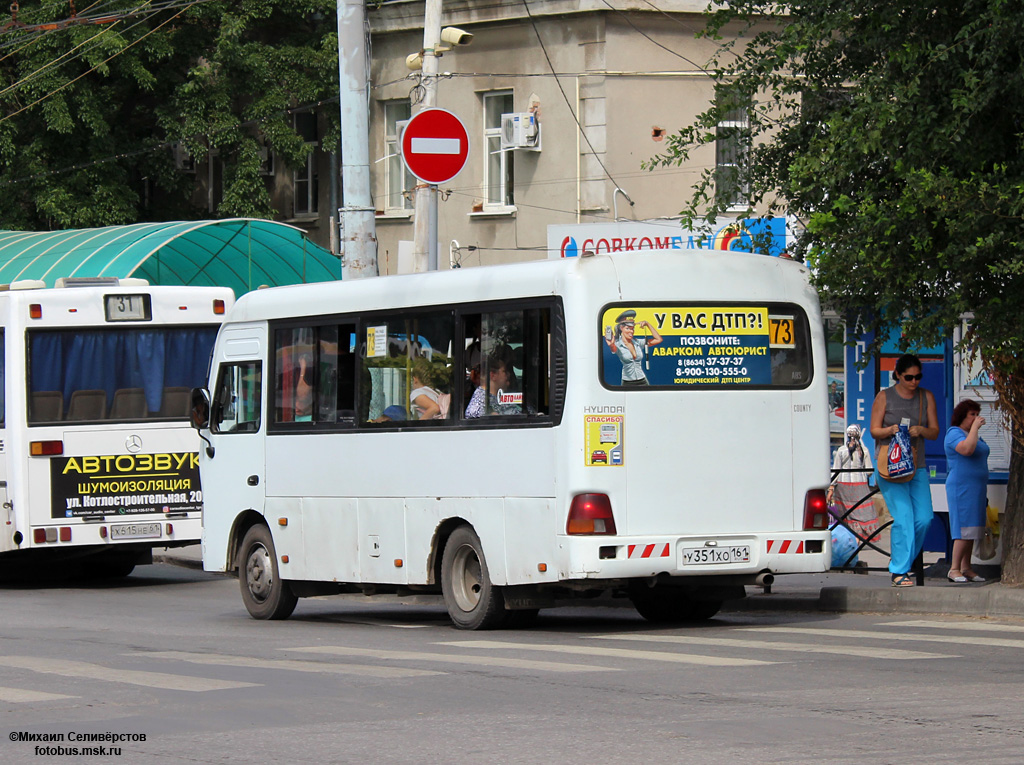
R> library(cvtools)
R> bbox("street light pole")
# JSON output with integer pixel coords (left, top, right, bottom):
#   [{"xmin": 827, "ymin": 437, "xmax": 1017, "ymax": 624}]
[
  {"xmin": 337, "ymin": 0, "xmax": 378, "ymax": 279},
  {"xmin": 411, "ymin": 0, "xmax": 442, "ymax": 272}
]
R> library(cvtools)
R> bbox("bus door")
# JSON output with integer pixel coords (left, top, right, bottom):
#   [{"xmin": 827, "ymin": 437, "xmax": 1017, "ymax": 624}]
[
  {"xmin": 0, "ymin": 328, "xmax": 8, "ymax": 538},
  {"xmin": 205, "ymin": 327, "xmax": 267, "ymax": 548}
]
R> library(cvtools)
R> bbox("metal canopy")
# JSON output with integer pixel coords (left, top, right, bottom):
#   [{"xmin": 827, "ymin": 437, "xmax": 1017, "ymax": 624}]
[{"xmin": 0, "ymin": 219, "xmax": 340, "ymax": 296}]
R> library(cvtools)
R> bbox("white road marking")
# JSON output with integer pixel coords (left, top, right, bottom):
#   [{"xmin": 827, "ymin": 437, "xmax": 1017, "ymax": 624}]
[
  {"xmin": 286, "ymin": 645, "xmax": 615, "ymax": 673},
  {"xmin": 742, "ymin": 625, "xmax": 1024, "ymax": 650},
  {"xmin": 0, "ymin": 686, "xmax": 76, "ymax": 702},
  {"xmin": 880, "ymin": 619, "xmax": 1024, "ymax": 633},
  {"xmin": 442, "ymin": 640, "xmax": 774, "ymax": 667},
  {"xmin": 144, "ymin": 651, "xmax": 440, "ymax": 678},
  {"xmin": 590, "ymin": 633, "xmax": 952, "ymax": 660},
  {"xmin": 0, "ymin": 656, "xmax": 257, "ymax": 692},
  {"xmin": 411, "ymin": 137, "xmax": 461, "ymax": 155}
]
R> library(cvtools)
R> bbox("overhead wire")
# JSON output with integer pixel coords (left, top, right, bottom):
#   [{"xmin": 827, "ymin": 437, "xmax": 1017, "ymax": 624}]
[
  {"xmin": 0, "ymin": 0, "xmax": 199, "ymax": 126},
  {"xmin": 519, "ymin": 0, "xmax": 622, "ymax": 189}
]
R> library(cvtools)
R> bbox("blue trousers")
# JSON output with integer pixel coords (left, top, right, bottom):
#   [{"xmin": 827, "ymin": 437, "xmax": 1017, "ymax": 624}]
[{"xmin": 876, "ymin": 469, "xmax": 934, "ymax": 575}]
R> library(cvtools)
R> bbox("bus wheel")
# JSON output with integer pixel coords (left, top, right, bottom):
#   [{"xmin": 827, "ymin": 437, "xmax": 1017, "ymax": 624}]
[
  {"xmin": 441, "ymin": 526, "xmax": 506, "ymax": 630},
  {"xmin": 238, "ymin": 525, "xmax": 297, "ymax": 620},
  {"xmin": 628, "ymin": 584, "xmax": 722, "ymax": 623}
]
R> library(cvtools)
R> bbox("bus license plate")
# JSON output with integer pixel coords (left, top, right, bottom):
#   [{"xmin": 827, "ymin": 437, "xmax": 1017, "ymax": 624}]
[
  {"xmin": 682, "ymin": 545, "xmax": 750, "ymax": 565},
  {"xmin": 110, "ymin": 523, "xmax": 162, "ymax": 540}
]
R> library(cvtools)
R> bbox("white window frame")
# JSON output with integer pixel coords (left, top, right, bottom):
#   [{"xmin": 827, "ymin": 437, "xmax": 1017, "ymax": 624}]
[
  {"xmin": 384, "ymin": 100, "xmax": 414, "ymax": 214},
  {"xmin": 293, "ymin": 112, "xmax": 319, "ymax": 217},
  {"xmin": 716, "ymin": 101, "xmax": 749, "ymax": 211},
  {"xmin": 482, "ymin": 90, "xmax": 515, "ymax": 212}
]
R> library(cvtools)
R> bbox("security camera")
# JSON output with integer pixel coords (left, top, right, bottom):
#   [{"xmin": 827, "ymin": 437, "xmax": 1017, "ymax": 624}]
[{"xmin": 440, "ymin": 27, "xmax": 473, "ymax": 46}]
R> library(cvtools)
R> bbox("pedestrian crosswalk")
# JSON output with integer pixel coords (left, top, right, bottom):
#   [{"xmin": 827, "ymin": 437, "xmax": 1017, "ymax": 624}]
[{"xmin": 1, "ymin": 617, "xmax": 1020, "ymax": 703}]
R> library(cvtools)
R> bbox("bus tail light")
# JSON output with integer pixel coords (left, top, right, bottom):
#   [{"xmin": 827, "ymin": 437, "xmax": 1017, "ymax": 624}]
[
  {"xmin": 30, "ymin": 440, "xmax": 63, "ymax": 456},
  {"xmin": 213, "ymin": 299, "xmax": 226, "ymax": 315},
  {"xmin": 29, "ymin": 303, "xmax": 42, "ymax": 319},
  {"xmin": 33, "ymin": 528, "xmax": 58, "ymax": 543},
  {"xmin": 803, "ymin": 489, "xmax": 829, "ymax": 530},
  {"xmin": 567, "ymin": 493, "xmax": 617, "ymax": 535},
  {"xmin": 99, "ymin": 526, "xmax": 107, "ymax": 538},
  {"xmin": 59, "ymin": 527, "xmax": 71, "ymax": 542},
  {"xmin": 165, "ymin": 523, "xmax": 173, "ymax": 535}
]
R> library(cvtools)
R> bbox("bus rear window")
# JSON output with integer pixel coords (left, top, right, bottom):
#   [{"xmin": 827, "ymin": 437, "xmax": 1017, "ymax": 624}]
[
  {"xmin": 27, "ymin": 326, "xmax": 219, "ymax": 423},
  {"xmin": 599, "ymin": 303, "xmax": 812, "ymax": 389}
]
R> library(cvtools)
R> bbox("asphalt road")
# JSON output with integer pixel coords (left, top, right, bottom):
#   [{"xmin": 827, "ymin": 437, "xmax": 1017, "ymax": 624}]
[{"xmin": 1, "ymin": 563, "xmax": 1022, "ymax": 764}]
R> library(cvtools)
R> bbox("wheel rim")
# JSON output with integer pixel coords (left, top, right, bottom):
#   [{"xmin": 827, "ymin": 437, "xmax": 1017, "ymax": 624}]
[
  {"xmin": 450, "ymin": 543, "xmax": 483, "ymax": 612},
  {"xmin": 245, "ymin": 543, "xmax": 273, "ymax": 604}
]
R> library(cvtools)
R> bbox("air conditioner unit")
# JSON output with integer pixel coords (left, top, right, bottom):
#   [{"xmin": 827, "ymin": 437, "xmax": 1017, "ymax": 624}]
[{"xmin": 500, "ymin": 112, "xmax": 541, "ymax": 151}]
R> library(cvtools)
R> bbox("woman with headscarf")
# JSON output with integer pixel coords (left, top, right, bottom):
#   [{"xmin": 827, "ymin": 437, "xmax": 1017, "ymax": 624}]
[{"xmin": 827, "ymin": 424, "xmax": 879, "ymax": 539}]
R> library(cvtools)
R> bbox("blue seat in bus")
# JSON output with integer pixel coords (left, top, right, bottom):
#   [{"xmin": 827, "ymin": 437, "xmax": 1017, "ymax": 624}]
[
  {"xmin": 30, "ymin": 391, "xmax": 63, "ymax": 422},
  {"xmin": 67, "ymin": 390, "xmax": 108, "ymax": 421},
  {"xmin": 110, "ymin": 388, "xmax": 148, "ymax": 420}
]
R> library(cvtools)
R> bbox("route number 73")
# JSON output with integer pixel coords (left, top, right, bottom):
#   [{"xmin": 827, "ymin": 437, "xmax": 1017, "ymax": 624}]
[{"xmin": 768, "ymin": 315, "xmax": 796, "ymax": 349}]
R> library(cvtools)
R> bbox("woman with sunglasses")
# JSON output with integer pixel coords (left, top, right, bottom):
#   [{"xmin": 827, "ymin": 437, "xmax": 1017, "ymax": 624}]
[{"xmin": 869, "ymin": 353, "xmax": 939, "ymax": 587}]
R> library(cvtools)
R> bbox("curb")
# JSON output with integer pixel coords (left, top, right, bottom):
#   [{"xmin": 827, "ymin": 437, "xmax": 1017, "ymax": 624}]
[
  {"xmin": 728, "ymin": 583, "xmax": 1024, "ymax": 619},
  {"xmin": 153, "ymin": 553, "xmax": 205, "ymax": 571}
]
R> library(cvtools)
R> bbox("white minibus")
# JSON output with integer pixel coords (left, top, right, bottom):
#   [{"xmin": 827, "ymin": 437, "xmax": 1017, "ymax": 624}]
[
  {"xmin": 0, "ymin": 277, "xmax": 233, "ymax": 576},
  {"xmin": 193, "ymin": 250, "xmax": 831, "ymax": 628}
]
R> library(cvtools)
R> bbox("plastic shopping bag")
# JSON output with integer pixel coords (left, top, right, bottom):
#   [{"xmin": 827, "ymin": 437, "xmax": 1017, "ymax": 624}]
[
  {"xmin": 883, "ymin": 421, "xmax": 916, "ymax": 481},
  {"xmin": 830, "ymin": 523, "xmax": 860, "ymax": 567}
]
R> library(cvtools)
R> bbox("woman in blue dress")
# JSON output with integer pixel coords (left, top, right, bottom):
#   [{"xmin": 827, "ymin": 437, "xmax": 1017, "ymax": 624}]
[{"xmin": 944, "ymin": 399, "xmax": 989, "ymax": 583}]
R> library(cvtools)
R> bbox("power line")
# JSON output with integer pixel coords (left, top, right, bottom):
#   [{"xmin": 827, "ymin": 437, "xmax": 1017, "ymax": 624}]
[
  {"xmin": 520, "ymin": 0, "xmax": 622, "ymax": 190},
  {"xmin": 0, "ymin": 0, "xmax": 197, "ymax": 126}
]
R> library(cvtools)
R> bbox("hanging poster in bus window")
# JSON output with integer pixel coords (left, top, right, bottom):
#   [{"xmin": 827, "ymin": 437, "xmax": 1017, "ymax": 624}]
[
  {"xmin": 50, "ymin": 451, "xmax": 202, "ymax": 519},
  {"xmin": 600, "ymin": 304, "xmax": 811, "ymax": 389}
]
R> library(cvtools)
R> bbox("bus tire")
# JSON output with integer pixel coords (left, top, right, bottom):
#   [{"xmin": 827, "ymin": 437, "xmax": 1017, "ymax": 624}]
[
  {"xmin": 238, "ymin": 524, "xmax": 297, "ymax": 620},
  {"xmin": 441, "ymin": 526, "xmax": 506, "ymax": 630},
  {"xmin": 628, "ymin": 584, "xmax": 722, "ymax": 623}
]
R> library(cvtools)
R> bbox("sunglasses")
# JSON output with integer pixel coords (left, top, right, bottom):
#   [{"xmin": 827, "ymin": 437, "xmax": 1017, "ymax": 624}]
[{"xmin": 902, "ymin": 373, "xmax": 923, "ymax": 381}]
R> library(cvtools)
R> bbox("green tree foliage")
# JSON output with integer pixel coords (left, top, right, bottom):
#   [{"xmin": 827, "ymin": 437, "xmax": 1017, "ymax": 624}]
[
  {"xmin": 0, "ymin": 0, "xmax": 339, "ymax": 228},
  {"xmin": 649, "ymin": 0, "xmax": 1024, "ymax": 580}
]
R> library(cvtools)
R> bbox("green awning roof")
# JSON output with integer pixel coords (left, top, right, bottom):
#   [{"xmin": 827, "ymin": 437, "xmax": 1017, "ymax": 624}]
[{"xmin": 0, "ymin": 219, "xmax": 340, "ymax": 296}]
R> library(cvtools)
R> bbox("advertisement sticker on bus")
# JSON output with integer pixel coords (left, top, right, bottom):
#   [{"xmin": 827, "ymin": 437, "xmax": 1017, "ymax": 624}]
[
  {"xmin": 51, "ymin": 451, "xmax": 202, "ymax": 519},
  {"xmin": 585, "ymin": 414, "xmax": 624, "ymax": 466},
  {"xmin": 601, "ymin": 306, "xmax": 803, "ymax": 388}
]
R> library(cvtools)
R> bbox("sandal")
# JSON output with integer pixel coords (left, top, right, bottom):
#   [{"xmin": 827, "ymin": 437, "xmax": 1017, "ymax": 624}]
[
  {"xmin": 963, "ymin": 571, "xmax": 987, "ymax": 583},
  {"xmin": 947, "ymin": 570, "xmax": 968, "ymax": 583},
  {"xmin": 891, "ymin": 573, "xmax": 915, "ymax": 587}
]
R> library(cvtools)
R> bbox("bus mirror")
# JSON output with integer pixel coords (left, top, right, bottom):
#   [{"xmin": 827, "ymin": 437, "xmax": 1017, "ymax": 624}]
[{"xmin": 190, "ymin": 388, "xmax": 211, "ymax": 430}]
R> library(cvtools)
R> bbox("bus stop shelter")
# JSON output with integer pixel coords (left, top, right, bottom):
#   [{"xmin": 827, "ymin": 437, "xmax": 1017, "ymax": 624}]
[{"xmin": 0, "ymin": 219, "xmax": 340, "ymax": 296}]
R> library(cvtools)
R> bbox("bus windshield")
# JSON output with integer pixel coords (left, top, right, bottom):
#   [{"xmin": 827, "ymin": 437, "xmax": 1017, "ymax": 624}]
[{"xmin": 28, "ymin": 326, "xmax": 219, "ymax": 423}]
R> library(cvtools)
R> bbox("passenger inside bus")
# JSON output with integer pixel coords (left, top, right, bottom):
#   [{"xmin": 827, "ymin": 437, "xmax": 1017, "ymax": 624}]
[
  {"xmin": 294, "ymin": 354, "xmax": 314, "ymax": 422},
  {"xmin": 465, "ymin": 345, "xmax": 522, "ymax": 418}
]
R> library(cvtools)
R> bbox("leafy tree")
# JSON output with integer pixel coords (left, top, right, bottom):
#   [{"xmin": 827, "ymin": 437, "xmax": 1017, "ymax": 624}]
[
  {"xmin": 0, "ymin": 0, "xmax": 339, "ymax": 229},
  {"xmin": 649, "ymin": 0, "xmax": 1024, "ymax": 581}
]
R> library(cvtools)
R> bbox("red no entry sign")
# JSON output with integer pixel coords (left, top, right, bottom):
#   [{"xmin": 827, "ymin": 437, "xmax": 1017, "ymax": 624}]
[{"xmin": 400, "ymin": 108, "xmax": 470, "ymax": 185}]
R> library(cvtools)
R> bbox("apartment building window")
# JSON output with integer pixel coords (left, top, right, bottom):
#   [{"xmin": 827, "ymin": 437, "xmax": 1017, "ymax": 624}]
[
  {"xmin": 483, "ymin": 91, "xmax": 514, "ymax": 209},
  {"xmin": 294, "ymin": 111, "xmax": 319, "ymax": 217},
  {"xmin": 384, "ymin": 101, "xmax": 414, "ymax": 213},
  {"xmin": 715, "ymin": 98, "xmax": 750, "ymax": 210}
]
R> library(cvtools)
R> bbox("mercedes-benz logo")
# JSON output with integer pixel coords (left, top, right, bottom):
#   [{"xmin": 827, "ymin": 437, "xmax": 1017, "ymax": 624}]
[{"xmin": 125, "ymin": 434, "xmax": 143, "ymax": 453}]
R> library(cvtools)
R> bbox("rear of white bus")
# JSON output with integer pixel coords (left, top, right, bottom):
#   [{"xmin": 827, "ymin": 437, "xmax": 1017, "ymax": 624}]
[
  {"xmin": 3, "ymin": 280, "xmax": 231, "ymax": 575},
  {"xmin": 558, "ymin": 252, "xmax": 831, "ymax": 618}
]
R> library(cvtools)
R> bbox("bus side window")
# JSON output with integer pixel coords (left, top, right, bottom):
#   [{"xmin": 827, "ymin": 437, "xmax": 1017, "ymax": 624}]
[
  {"xmin": 211, "ymin": 362, "xmax": 262, "ymax": 434},
  {"xmin": 359, "ymin": 311, "xmax": 454, "ymax": 424},
  {"xmin": 463, "ymin": 307, "xmax": 550, "ymax": 419}
]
